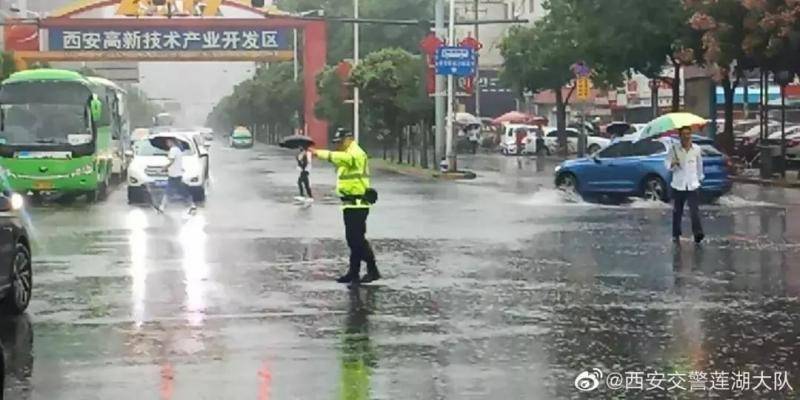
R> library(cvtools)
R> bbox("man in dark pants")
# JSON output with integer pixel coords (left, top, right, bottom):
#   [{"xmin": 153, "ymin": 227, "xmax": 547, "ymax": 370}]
[
  {"xmin": 667, "ymin": 126, "xmax": 705, "ymax": 244},
  {"xmin": 313, "ymin": 129, "xmax": 379, "ymax": 286}
]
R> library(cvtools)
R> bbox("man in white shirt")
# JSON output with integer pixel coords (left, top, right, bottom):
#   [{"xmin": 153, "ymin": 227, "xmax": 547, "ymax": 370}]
[
  {"xmin": 157, "ymin": 137, "xmax": 196, "ymax": 214},
  {"xmin": 666, "ymin": 127, "xmax": 705, "ymax": 244}
]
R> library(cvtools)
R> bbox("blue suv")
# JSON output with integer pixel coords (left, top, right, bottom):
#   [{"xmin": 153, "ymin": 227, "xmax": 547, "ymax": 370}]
[{"xmin": 554, "ymin": 136, "xmax": 732, "ymax": 202}]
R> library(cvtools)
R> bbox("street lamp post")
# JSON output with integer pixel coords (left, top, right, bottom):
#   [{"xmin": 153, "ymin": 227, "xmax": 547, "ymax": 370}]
[
  {"xmin": 353, "ymin": 0, "xmax": 360, "ymax": 143},
  {"xmin": 445, "ymin": 0, "xmax": 456, "ymax": 172}
]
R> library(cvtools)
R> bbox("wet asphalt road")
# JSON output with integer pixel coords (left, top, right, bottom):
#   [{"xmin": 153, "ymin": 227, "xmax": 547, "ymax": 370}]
[{"xmin": 3, "ymin": 145, "xmax": 800, "ymax": 399}]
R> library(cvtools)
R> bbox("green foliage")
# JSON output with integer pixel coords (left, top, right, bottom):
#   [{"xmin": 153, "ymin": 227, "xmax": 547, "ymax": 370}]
[
  {"xmin": 315, "ymin": 66, "xmax": 352, "ymax": 131},
  {"xmin": 206, "ymin": 62, "xmax": 303, "ymax": 134},
  {"xmin": 0, "ymin": 52, "xmax": 18, "ymax": 81},
  {"xmin": 275, "ymin": 0, "xmax": 432, "ymax": 64},
  {"xmin": 350, "ymin": 48, "xmax": 430, "ymax": 134},
  {"xmin": 499, "ymin": 1, "xmax": 581, "ymax": 96}
]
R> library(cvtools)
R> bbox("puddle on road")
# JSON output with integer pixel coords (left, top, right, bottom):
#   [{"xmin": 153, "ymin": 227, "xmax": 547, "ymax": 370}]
[{"xmin": 524, "ymin": 190, "xmax": 779, "ymax": 210}]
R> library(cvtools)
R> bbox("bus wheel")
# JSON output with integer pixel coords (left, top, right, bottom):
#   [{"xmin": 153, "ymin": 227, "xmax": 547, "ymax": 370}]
[{"xmin": 87, "ymin": 177, "xmax": 109, "ymax": 203}]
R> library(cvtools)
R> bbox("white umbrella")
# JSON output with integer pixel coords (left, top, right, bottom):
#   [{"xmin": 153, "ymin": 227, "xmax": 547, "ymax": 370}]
[{"xmin": 455, "ymin": 112, "xmax": 480, "ymax": 126}]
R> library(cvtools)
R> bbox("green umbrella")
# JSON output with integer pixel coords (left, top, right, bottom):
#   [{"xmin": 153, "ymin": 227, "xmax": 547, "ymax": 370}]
[{"xmin": 639, "ymin": 112, "xmax": 707, "ymax": 140}]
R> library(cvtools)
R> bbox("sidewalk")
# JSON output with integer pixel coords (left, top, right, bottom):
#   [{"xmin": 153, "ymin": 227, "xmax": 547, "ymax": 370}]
[
  {"xmin": 370, "ymin": 159, "xmax": 477, "ymax": 180},
  {"xmin": 731, "ymin": 169, "xmax": 800, "ymax": 188}
]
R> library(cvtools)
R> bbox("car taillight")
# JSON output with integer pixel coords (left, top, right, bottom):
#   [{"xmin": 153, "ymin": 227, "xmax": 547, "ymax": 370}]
[{"xmin": 789, "ymin": 139, "xmax": 800, "ymax": 148}]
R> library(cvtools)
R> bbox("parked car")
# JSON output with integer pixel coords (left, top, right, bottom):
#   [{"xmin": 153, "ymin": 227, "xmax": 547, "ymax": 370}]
[
  {"xmin": 764, "ymin": 125, "xmax": 800, "ymax": 161},
  {"xmin": 735, "ymin": 121, "xmax": 781, "ymax": 163},
  {"xmin": 0, "ymin": 191, "xmax": 31, "ymax": 315},
  {"xmin": 554, "ymin": 135, "xmax": 732, "ymax": 202},
  {"xmin": 543, "ymin": 127, "xmax": 611, "ymax": 155},
  {"xmin": 127, "ymin": 132, "xmax": 210, "ymax": 204}
]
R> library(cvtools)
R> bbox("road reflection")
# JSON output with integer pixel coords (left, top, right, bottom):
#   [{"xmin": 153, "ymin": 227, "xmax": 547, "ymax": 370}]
[
  {"xmin": 126, "ymin": 209, "xmax": 149, "ymax": 329},
  {"xmin": 0, "ymin": 315, "xmax": 33, "ymax": 398},
  {"xmin": 339, "ymin": 288, "xmax": 377, "ymax": 400},
  {"xmin": 179, "ymin": 215, "xmax": 209, "ymax": 327}
]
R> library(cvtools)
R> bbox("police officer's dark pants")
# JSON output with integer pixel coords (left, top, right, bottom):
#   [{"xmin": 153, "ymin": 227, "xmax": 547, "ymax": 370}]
[
  {"xmin": 343, "ymin": 208, "xmax": 377, "ymax": 277},
  {"xmin": 297, "ymin": 171, "xmax": 312, "ymax": 197},
  {"xmin": 672, "ymin": 189, "xmax": 703, "ymax": 238}
]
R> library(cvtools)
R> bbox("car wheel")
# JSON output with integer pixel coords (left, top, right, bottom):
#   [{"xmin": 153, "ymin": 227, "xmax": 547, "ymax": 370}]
[
  {"xmin": 127, "ymin": 186, "xmax": 146, "ymax": 204},
  {"xmin": 1, "ymin": 243, "xmax": 32, "ymax": 315},
  {"xmin": 556, "ymin": 172, "xmax": 578, "ymax": 193},
  {"xmin": 642, "ymin": 176, "xmax": 668, "ymax": 202},
  {"xmin": 191, "ymin": 187, "xmax": 206, "ymax": 203},
  {"xmin": 588, "ymin": 144, "xmax": 601, "ymax": 154}
]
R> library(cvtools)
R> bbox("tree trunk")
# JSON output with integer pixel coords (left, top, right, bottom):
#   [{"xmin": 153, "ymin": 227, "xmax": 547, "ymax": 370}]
[
  {"xmin": 672, "ymin": 63, "xmax": 681, "ymax": 113},
  {"xmin": 555, "ymin": 88, "xmax": 568, "ymax": 157},
  {"xmin": 720, "ymin": 77, "xmax": 736, "ymax": 155},
  {"xmin": 397, "ymin": 128, "xmax": 404, "ymax": 164},
  {"xmin": 421, "ymin": 122, "xmax": 429, "ymax": 169}
]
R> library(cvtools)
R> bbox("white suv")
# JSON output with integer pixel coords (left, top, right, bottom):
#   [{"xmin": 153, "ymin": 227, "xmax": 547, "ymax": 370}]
[{"xmin": 127, "ymin": 132, "xmax": 209, "ymax": 204}]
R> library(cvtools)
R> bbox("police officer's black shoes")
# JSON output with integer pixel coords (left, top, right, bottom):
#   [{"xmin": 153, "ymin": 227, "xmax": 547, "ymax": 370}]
[
  {"xmin": 360, "ymin": 271, "xmax": 381, "ymax": 284},
  {"xmin": 336, "ymin": 274, "xmax": 357, "ymax": 284}
]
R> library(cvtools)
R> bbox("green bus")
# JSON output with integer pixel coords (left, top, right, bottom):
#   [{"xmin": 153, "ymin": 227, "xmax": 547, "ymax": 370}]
[
  {"xmin": 87, "ymin": 76, "xmax": 131, "ymax": 183},
  {"xmin": 0, "ymin": 69, "xmax": 123, "ymax": 201}
]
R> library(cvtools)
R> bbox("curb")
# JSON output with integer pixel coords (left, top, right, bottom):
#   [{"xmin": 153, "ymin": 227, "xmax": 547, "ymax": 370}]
[
  {"xmin": 731, "ymin": 175, "xmax": 800, "ymax": 189},
  {"xmin": 370, "ymin": 159, "xmax": 477, "ymax": 180}
]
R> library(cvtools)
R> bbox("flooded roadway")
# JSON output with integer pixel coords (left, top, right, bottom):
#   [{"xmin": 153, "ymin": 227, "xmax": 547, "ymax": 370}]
[{"xmin": 3, "ymin": 145, "xmax": 800, "ymax": 399}]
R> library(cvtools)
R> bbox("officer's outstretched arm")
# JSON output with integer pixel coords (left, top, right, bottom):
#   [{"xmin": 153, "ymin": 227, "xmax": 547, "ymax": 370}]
[{"xmin": 314, "ymin": 149, "xmax": 355, "ymax": 167}]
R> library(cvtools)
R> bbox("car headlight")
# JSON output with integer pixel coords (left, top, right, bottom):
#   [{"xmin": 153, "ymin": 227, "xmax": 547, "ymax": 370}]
[
  {"xmin": 10, "ymin": 193, "xmax": 23, "ymax": 210},
  {"xmin": 78, "ymin": 164, "xmax": 93, "ymax": 175},
  {"xmin": 554, "ymin": 165, "xmax": 562, "ymax": 173}
]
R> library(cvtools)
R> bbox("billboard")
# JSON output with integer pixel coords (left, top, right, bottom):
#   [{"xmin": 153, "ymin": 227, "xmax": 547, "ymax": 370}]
[{"xmin": 49, "ymin": 27, "xmax": 291, "ymax": 52}]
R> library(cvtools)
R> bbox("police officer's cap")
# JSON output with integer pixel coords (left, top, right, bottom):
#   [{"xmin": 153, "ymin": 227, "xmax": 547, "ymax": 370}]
[{"xmin": 332, "ymin": 128, "xmax": 354, "ymax": 142}]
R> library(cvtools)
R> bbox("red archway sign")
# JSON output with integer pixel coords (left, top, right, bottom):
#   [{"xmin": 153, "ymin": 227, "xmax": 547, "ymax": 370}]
[
  {"xmin": 459, "ymin": 36, "xmax": 482, "ymax": 95},
  {"xmin": 420, "ymin": 33, "xmax": 444, "ymax": 95},
  {"xmin": 3, "ymin": 1, "xmax": 330, "ymax": 145}
]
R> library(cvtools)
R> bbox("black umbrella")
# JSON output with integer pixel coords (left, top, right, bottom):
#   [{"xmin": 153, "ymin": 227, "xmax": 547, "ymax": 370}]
[
  {"xmin": 149, "ymin": 135, "xmax": 191, "ymax": 152},
  {"xmin": 279, "ymin": 134, "xmax": 315, "ymax": 149}
]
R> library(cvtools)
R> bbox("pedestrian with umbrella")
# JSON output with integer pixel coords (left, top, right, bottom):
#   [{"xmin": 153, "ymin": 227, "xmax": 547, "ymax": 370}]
[
  {"xmin": 280, "ymin": 134, "xmax": 316, "ymax": 205},
  {"xmin": 151, "ymin": 135, "xmax": 196, "ymax": 215},
  {"xmin": 640, "ymin": 113, "xmax": 707, "ymax": 244}
]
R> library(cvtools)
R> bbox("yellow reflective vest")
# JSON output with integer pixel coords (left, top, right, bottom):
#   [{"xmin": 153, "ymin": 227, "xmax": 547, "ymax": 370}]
[{"xmin": 316, "ymin": 141, "xmax": 371, "ymax": 209}]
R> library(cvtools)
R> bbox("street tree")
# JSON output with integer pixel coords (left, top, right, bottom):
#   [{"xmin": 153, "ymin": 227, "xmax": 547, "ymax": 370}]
[
  {"xmin": 276, "ymin": 0, "xmax": 433, "ymax": 64},
  {"xmin": 315, "ymin": 65, "xmax": 353, "ymax": 134},
  {"xmin": 206, "ymin": 62, "xmax": 302, "ymax": 141},
  {"xmin": 500, "ymin": 0, "xmax": 582, "ymax": 156},
  {"xmin": 570, "ymin": 0, "xmax": 697, "ymax": 112},
  {"xmin": 685, "ymin": 0, "xmax": 751, "ymax": 154},
  {"xmin": 349, "ymin": 48, "xmax": 430, "ymax": 161}
]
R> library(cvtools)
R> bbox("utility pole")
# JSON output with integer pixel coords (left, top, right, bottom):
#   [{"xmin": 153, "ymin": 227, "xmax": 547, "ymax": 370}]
[
  {"xmin": 435, "ymin": 0, "xmax": 445, "ymax": 168},
  {"xmin": 473, "ymin": 0, "xmax": 480, "ymax": 118},
  {"xmin": 445, "ymin": 0, "xmax": 456, "ymax": 172},
  {"xmin": 353, "ymin": 0, "xmax": 361, "ymax": 142}
]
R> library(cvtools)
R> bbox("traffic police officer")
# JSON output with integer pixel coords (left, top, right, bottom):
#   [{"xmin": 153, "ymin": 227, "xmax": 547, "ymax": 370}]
[{"xmin": 313, "ymin": 128, "xmax": 380, "ymax": 286}]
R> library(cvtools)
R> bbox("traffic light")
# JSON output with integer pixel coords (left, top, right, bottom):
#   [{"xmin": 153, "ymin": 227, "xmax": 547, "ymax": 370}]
[{"xmin": 251, "ymin": 0, "xmax": 265, "ymax": 7}]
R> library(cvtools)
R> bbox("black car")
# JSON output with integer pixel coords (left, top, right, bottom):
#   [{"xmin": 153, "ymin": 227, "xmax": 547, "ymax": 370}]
[{"xmin": 0, "ymin": 193, "xmax": 31, "ymax": 315}]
